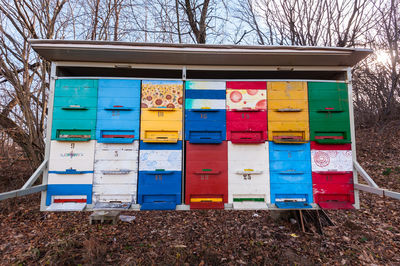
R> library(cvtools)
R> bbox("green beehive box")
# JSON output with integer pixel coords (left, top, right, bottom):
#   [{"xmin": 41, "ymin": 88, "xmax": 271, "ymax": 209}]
[
  {"xmin": 308, "ymin": 82, "xmax": 351, "ymax": 144},
  {"xmin": 55, "ymin": 79, "xmax": 98, "ymax": 97},
  {"xmin": 52, "ymin": 121, "xmax": 96, "ymax": 141},
  {"xmin": 51, "ymin": 79, "xmax": 98, "ymax": 141},
  {"xmin": 53, "ymin": 107, "xmax": 97, "ymax": 120},
  {"xmin": 53, "ymin": 96, "xmax": 98, "ymax": 108}
]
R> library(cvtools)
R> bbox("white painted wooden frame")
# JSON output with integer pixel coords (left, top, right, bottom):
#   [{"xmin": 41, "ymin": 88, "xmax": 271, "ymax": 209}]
[{"xmin": 34, "ymin": 61, "xmax": 398, "ymax": 211}]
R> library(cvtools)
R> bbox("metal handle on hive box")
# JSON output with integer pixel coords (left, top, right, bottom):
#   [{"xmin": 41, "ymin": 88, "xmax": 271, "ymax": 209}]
[
  {"xmin": 232, "ymin": 108, "xmax": 261, "ymax": 112},
  {"xmin": 104, "ymin": 106, "xmax": 133, "ymax": 111},
  {"xmin": 193, "ymin": 171, "xmax": 221, "ymax": 175},
  {"xmin": 276, "ymin": 108, "xmax": 302, "ymax": 112},
  {"xmin": 148, "ymin": 107, "xmax": 176, "ymax": 111},
  {"xmin": 236, "ymin": 170, "xmax": 262, "ymax": 175},
  {"xmin": 62, "ymin": 105, "xmax": 88, "ymax": 110},
  {"xmin": 101, "ymin": 169, "xmax": 131, "ymax": 175}
]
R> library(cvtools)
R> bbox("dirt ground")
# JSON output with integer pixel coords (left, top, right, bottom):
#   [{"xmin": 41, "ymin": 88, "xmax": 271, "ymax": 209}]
[{"xmin": 0, "ymin": 127, "xmax": 399, "ymax": 265}]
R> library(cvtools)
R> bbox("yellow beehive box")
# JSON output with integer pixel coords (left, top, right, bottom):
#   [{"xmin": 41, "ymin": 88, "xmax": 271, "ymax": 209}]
[
  {"xmin": 267, "ymin": 82, "xmax": 309, "ymax": 143},
  {"xmin": 267, "ymin": 81, "xmax": 307, "ymax": 100},
  {"xmin": 141, "ymin": 108, "xmax": 182, "ymax": 121},
  {"xmin": 268, "ymin": 121, "xmax": 310, "ymax": 143},
  {"xmin": 268, "ymin": 100, "xmax": 309, "ymax": 121},
  {"xmin": 140, "ymin": 120, "xmax": 182, "ymax": 142}
]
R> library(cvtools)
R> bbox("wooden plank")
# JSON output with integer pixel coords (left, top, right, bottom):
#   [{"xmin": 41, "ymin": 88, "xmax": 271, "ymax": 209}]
[
  {"xmin": 0, "ymin": 185, "xmax": 47, "ymax": 201},
  {"xmin": 89, "ymin": 210, "xmax": 120, "ymax": 225},
  {"xmin": 21, "ymin": 159, "xmax": 48, "ymax": 189},
  {"xmin": 384, "ymin": 190, "xmax": 400, "ymax": 200},
  {"xmin": 354, "ymin": 183, "xmax": 384, "ymax": 196},
  {"xmin": 354, "ymin": 161, "xmax": 379, "ymax": 188}
]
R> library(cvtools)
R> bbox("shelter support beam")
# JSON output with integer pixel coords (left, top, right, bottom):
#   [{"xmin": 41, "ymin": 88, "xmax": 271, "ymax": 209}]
[
  {"xmin": 0, "ymin": 159, "xmax": 48, "ymax": 201},
  {"xmin": 354, "ymin": 161, "xmax": 400, "ymax": 200},
  {"xmin": 21, "ymin": 159, "xmax": 48, "ymax": 189}
]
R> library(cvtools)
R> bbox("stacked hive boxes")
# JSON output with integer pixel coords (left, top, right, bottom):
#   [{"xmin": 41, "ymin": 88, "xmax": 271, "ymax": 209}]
[
  {"xmin": 93, "ymin": 80, "xmax": 141, "ymax": 208},
  {"xmin": 268, "ymin": 82, "xmax": 313, "ymax": 208},
  {"xmin": 226, "ymin": 82, "xmax": 270, "ymax": 209},
  {"xmin": 309, "ymin": 82, "xmax": 354, "ymax": 209},
  {"xmin": 138, "ymin": 80, "xmax": 183, "ymax": 210},
  {"xmin": 44, "ymin": 78, "xmax": 355, "ymax": 211},
  {"xmin": 185, "ymin": 81, "xmax": 227, "ymax": 209},
  {"xmin": 47, "ymin": 79, "xmax": 98, "ymax": 210}
]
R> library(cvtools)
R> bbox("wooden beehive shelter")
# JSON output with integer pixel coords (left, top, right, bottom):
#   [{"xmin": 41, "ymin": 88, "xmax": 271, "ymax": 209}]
[{"xmin": 1, "ymin": 40, "xmax": 398, "ymax": 211}]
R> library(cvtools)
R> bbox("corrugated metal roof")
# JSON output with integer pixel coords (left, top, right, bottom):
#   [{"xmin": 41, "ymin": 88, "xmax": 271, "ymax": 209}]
[{"xmin": 30, "ymin": 39, "xmax": 372, "ymax": 67}]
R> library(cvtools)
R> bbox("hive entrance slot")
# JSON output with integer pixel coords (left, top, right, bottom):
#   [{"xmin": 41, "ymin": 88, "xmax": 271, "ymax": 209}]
[
  {"xmin": 54, "ymin": 199, "xmax": 87, "ymax": 203},
  {"xmin": 60, "ymin": 134, "xmax": 90, "ymax": 138},
  {"xmin": 315, "ymin": 136, "xmax": 344, "ymax": 139},
  {"xmin": 103, "ymin": 135, "xmax": 134, "ymax": 138},
  {"xmin": 233, "ymin": 198, "xmax": 264, "ymax": 202}
]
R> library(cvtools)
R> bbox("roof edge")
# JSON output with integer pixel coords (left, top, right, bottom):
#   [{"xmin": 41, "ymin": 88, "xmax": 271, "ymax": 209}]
[{"xmin": 29, "ymin": 39, "xmax": 373, "ymax": 53}]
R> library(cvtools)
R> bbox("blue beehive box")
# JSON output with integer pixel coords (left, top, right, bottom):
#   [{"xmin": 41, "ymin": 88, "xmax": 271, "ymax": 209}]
[
  {"xmin": 96, "ymin": 79, "xmax": 141, "ymax": 143},
  {"xmin": 46, "ymin": 184, "xmax": 93, "ymax": 206},
  {"xmin": 185, "ymin": 109, "xmax": 226, "ymax": 143},
  {"xmin": 185, "ymin": 81, "xmax": 226, "ymax": 143},
  {"xmin": 269, "ymin": 142, "xmax": 313, "ymax": 208},
  {"xmin": 137, "ymin": 141, "xmax": 182, "ymax": 210}
]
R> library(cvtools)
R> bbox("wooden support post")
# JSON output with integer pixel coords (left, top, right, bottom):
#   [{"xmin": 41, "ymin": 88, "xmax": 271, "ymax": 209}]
[{"xmin": 299, "ymin": 210, "xmax": 305, "ymax": 233}]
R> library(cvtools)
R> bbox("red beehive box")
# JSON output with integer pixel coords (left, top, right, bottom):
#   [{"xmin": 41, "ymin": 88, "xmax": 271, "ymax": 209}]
[
  {"xmin": 310, "ymin": 142, "xmax": 352, "ymax": 151},
  {"xmin": 226, "ymin": 81, "xmax": 267, "ymax": 143},
  {"xmin": 226, "ymin": 110, "xmax": 267, "ymax": 143},
  {"xmin": 311, "ymin": 141, "xmax": 354, "ymax": 209},
  {"xmin": 226, "ymin": 81, "xmax": 267, "ymax": 90},
  {"xmin": 185, "ymin": 142, "xmax": 228, "ymax": 209},
  {"xmin": 312, "ymin": 175, "xmax": 355, "ymax": 209}
]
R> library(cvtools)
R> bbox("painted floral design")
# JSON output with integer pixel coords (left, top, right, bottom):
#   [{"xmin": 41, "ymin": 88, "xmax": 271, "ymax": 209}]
[
  {"xmin": 311, "ymin": 150, "xmax": 353, "ymax": 172},
  {"xmin": 226, "ymin": 89, "xmax": 267, "ymax": 110},
  {"xmin": 314, "ymin": 151, "xmax": 330, "ymax": 168},
  {"xmin": 139, "ymin": 150, "xmax": 182, "ymax": 171},
  {"xmin": 141, "ymin": 81, "xmax": 183, "ymax": 109}
]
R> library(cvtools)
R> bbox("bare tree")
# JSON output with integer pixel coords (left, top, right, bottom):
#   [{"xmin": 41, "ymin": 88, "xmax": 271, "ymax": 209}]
[
  {"xmin": 0, "ymin": 0, "xmax": 397, "ymax": 170},
  {"xmin": 179, "ymin": 0, "xmax": 210, "ymax": 43},
  {"xmin": 0, "ymin": 0, "xmax": 68, "ymax": 168},
  {"xmin": 232, "ymin": 0, "xmax": 376, "ymax": 47},
  {"xmin": 353, "ymin": 0, "xmax": 400, "ymax": 125},
  {"xmin": 71, "ymin": 0, "xmax": 126, "ymax": 41}
]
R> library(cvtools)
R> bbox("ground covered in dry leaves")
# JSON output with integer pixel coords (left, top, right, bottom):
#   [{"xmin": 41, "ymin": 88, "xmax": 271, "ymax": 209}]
[{"xmin": 0, "ymin": 127, "xmax": 399, "ymax": 265}]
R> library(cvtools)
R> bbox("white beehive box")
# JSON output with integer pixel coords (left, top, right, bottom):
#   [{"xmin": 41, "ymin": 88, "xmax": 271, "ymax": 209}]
[
  {"xmin": 93, "ymin": 141, "xmax": 139, "ymax": 205},
  {"xmin": 48, "ymin": 140, "xmax": 96, "ymax": 185},
  {"xmin": 228, "ymin": 142, "xmax": 270, "ymax": 209}
]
